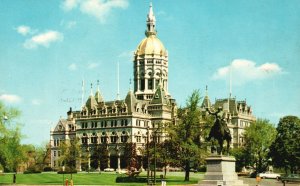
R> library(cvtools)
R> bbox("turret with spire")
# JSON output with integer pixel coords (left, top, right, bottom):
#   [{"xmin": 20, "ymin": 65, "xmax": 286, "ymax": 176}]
[
  {"xmin": 95, "ymin": 80, "xmax": 104, "ymax": 103},
  {"xmin": 85, "ymin": 83, "xmax": 97, "ymax": 111},
  {"xmin": 201, "ymin": 85, "xmax": 212, "ymax": 108},
  {"xmin": 145, "ymin": 2, "xmax": 157, "ymax": 37}
]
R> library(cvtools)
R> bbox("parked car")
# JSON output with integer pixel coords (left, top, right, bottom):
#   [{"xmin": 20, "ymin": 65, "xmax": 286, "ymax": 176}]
[
  {"xmin": 280, "ymin": 174, "xmax": 300, "ymax": 184},
  {"xmin": 104, "ymin": 168, "xmax": 115, "ymax": 172},
  {"xmin": 258, "ymin": 171, "xmax": 281, "ymax": 179},
  {"xmin": 116, "ymin": 169, "xmax": 127, "ymax": 174}
]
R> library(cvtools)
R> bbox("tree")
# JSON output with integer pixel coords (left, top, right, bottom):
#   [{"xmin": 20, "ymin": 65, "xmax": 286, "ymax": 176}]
[
  {"xmin": 243, "ymin": 118, "xmax": 276, "ymax": 173},
  {"xmin": 157, "ymin": 139, "xmax": 179, "ymax": 178},
  {"xmin": 0, "ymin": 101, "xmax": 25, "ymax": 173},
  {"xmin": 230, "ymin": 147, "xmax": 247, "ymax": 172},
  {"xmin": 59, "ymin": 138, "xmax": 81, "ymax": 171},
  {"xmin": 90, "ymin": 143, "xmax": 109, "ymax": 171},
  {"xmin": 22, "ymin": 144, "xmax": 49, "ymax": 172},
  {"xmin": 168, "ymin": 90, "xmax": 208, "ymax": 181},
  {"xmin": 269, "ymin": 116, "xmax": 300, "ymax": 174},
  {"xmin": 124, "ymin": 142, "xmax": 138, "ymax": 173}
]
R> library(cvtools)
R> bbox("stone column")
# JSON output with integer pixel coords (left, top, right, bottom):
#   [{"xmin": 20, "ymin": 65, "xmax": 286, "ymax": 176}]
[
  {"xmin": 77, "ymin": 153, "xmax": 82, "ymax": 171},
  {"xmin": 108, "ymin": 153, "xmax": 111, "ymax": 168},
  {"xmin": 145, "ymin": 78, "xmax": 148, "ymax": 91},
  {"xmin": 88, "ymin": 154, "xmax": 91, "ymax": 171},
  {"xmin": 117, "ymin": 153, "xmax": 121, "ymax": 173}
]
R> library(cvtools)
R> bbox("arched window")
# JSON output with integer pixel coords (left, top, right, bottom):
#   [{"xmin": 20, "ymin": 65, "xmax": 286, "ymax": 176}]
[
  {"xmin": 121, "ymin": 131, "xmax": 128, "ymax": 143},
  {"xmin": 110, "ymin": 132, "xmax": 118, "ymax": 143}
]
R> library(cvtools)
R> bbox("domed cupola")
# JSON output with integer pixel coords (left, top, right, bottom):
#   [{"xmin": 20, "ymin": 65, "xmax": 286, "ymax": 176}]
[{"xmin": 133, "ymin": 3, "xmax": 169, "ymax": 101}]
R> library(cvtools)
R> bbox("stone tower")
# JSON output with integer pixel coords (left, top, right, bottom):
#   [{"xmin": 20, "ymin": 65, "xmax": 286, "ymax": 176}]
[{"xmin": 133, "ymin": 3, "xmax": 169, "ymax": 100}]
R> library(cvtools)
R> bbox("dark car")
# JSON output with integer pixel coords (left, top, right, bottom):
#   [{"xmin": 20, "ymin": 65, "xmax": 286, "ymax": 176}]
[{"xmin": 281, "ymin": 174, "xmax": 300, "ymax": 185}]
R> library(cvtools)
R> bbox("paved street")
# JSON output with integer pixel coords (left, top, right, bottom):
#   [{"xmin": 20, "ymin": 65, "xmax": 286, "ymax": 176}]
[{"xmin": 240, "ymin": 177, "xmax": 300, "ymax": 186}]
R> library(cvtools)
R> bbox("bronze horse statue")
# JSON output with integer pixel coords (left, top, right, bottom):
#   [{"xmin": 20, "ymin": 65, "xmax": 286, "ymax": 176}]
[{"xmin": 206, "ymin": 107, "xmax": 232, "ymax": 155}]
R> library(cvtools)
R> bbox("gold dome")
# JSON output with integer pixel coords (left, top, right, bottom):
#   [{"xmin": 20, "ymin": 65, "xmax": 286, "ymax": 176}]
[{"xmin": 135, "ymin": 35, "xmax": 166, "ymax": 56}]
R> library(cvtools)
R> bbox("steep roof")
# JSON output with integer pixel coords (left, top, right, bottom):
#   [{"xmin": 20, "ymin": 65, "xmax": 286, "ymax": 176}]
[
  {"xmin": 125, "ymin": 90, "xmax": 138, "ymax": 113},
  {"xmin": 213, "ymin": 98, "xmax": 237, "ymax": 114},
  {"xmin": 86, "ymin": 95, "xmax": 97, "ymax": 110},
  {"xmin": 201, "ymin": 95, "xmax": 212, "ymax": 108},
  {"xmin": 150, "ymin": 85, "xmax": 170, "ymax": 105},
  {"xmin": 95, "ymin": 90, "xmax": 104, "ymax": 103}
]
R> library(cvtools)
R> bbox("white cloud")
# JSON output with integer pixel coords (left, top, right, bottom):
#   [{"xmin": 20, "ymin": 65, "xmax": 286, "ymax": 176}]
[
  {"xmin": 68, "ymin": 63, "xmax": 77, "ymax": 71},
  {"xmin": 87, "ymin": 62, "xmax": 99, "ymax": 69},
  {"xmin": 212, "ymin": 59, "xmax": 283, "ymax": 85},
  {"xmin": 23, "ymin": 30, "xmax": 63, "ymax": 49},
  {"xmin": 60, "ymin": 20, "xmax": 77, "ymax": 29},
  {"xmin": 62, "ymin": 0, "xmax": 79, "ymax": 11},
  {"xmin": 66, "ymin": 21, "xmax": 77, "ymax": 29},
  {"xmin": 17, "ymin": 25, "xmax": 31, "ymax": 36},
  {"xmin": 0, "ymin": 94, "xmax": 21, "ymax": 103},
  {"xmin": 31, "ymin": 99, "xmax": 42, "ymax": 105},
  {"xmin": 61, "ymin": 0, "xmax": 129, "ymax": 23}
]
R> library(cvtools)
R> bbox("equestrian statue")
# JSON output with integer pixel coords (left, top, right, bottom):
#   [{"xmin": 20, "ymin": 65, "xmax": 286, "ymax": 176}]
[{"xmin": 206, "ymin": 107, "xmax": 232, "ymax": 155}]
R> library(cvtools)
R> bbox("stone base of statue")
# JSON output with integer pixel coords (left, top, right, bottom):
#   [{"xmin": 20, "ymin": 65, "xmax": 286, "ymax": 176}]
[{"xmin": 198, "ymin": 156, "xmax": 248, "ymax": 186}]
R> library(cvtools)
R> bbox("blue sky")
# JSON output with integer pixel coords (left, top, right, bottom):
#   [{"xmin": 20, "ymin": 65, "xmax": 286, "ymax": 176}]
[{"xmin": 0, "ymin": 0, "xmax": 300, "ymax": 145}]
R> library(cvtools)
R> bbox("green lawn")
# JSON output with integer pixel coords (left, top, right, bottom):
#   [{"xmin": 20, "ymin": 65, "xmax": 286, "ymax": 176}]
[{"xmin": 0, "ymin": 172, "xmax": 204, "ymax": 185}]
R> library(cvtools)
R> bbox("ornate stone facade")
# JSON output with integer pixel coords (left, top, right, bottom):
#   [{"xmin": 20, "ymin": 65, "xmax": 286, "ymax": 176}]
[
  {"xmin": 50, "ymin": 4, "xmax": 177, "ymax": 171},
  {"xmin": 50, "ymin": 3, "xmax": 256, "ymax": 171}
]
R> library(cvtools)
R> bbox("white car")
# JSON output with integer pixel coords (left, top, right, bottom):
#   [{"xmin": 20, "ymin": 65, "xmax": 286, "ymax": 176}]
[
  {"xmin": 258, "ymin": 171, "xmax": 281, "ymax": 179},
  {"xmin": 104, "ymin": 168, "xmax": 115, "ymax": 172}
]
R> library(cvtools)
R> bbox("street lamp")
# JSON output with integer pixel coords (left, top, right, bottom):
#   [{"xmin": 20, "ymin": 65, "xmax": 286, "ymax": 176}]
[
  {"xmin": 147, "ymin": 126, "xmax": 150, "ymax": 185},
  {"xmin": 1, "ymin": 115, "xmax": 8, "ymax": 123},
  {"xmin": 153, "ymin": 123, "xmax": 162, "ymax": 185},
  {"xmin": 62, "ymin": 165, "xmax": 65, "ymax": 186}
]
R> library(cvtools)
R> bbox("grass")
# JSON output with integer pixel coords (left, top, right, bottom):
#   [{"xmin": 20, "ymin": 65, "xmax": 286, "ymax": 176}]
[{"xmin": 0, "ymin": 171, "xmax": 204, "ymax": 185}]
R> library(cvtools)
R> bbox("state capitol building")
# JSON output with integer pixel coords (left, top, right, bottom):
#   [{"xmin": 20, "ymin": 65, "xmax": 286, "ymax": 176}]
[{"xmin": 50, "ymin": 4, "xmax": 255, "ymax": 171}]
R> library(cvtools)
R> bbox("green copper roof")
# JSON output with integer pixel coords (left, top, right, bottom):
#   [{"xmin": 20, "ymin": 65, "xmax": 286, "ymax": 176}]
[
  {"xmin": 86, "ymin": 95, "xmax": 97, "ymax": 110},
  {"xmin": 150, "ymin": 85, "xmax": 170, "ymax": 105}
]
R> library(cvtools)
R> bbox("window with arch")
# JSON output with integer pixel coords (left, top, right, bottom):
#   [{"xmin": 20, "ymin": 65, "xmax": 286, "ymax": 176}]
[
  {"xmin": 136, "ymin": 136, "xmax": 141, "ymax": 143},
  {"xmin": 101, "ymin": 132, "xmax": 107, "ymax": 143},
  {"xmin": 121, "ymin": 131, "xmax": 128, "ymax": 143},
  {"xmin": 148, "ymin": 79, "xmax": 153, "ymax": 89},
  {"xmin": 81, "ymin": 133, "xmax": 88, "ymax": 144},
  {"xmin": 91, "ymin": 132, "xmax": 98, "ymax": 144},
  {"xmin": 110, "ymin": 132, "xmax": 118, "ymax": 143}
]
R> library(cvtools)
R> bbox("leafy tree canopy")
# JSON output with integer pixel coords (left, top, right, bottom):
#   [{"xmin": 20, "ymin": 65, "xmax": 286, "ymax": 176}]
[
  {"xmin": 0, "ymin": 101, "xmax": 25, "ymax": 172},
  {"xmin": 168, "ymin": 90, "xmax": 208, "ymax": 181},
  {"xmin": 243, "ymin": 118, "xmax": 276, "ymax": 173},
  {"xmin": 269, "ymin": 116, "xmax": 300, "ymax": 173}
]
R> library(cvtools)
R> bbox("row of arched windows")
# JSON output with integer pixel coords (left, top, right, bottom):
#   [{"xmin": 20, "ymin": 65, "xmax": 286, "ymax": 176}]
[{"xmin": 80, "ymin": 119, "xmax": 130, "ymax": 129}]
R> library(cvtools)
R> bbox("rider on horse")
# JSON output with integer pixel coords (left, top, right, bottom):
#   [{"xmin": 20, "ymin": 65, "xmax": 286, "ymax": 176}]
[{"xmin": 206, "ymin": 106, "xmax": 232, "ymax": 155}]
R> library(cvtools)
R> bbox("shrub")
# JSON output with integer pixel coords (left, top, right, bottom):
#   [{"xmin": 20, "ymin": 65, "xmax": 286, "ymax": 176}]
[
  {"xmin": 43, "ymin": 167, "xmax": 53, "ymax": 172},
  {"xmin": 197, "ymin": 165, "xmax": 207, "ymax": 172},
  {"xmin": 24, "ymin": 166, "xmax": 42, "ymax": 174},
  {"xmin": 57, "ymin": 170, "xmax": 77, "ymax": 174},
  {"xmin": 24, "ymin": 170, "xmax": 42, "ymax": 174},
  {"xmin": 116, "ymin": 176, "xmax": 147, "ymax": 183}
]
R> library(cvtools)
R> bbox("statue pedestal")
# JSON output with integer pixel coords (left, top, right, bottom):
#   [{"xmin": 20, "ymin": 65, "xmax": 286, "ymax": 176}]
[{"xmin": 198, "ymin": 156, "xmax": 248, "ymax": 186}]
